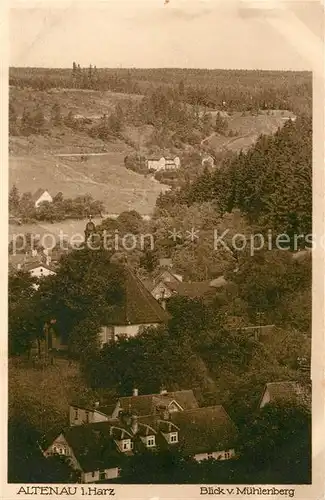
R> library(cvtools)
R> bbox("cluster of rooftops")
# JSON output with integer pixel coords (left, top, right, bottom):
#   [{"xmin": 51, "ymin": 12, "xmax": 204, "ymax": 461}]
[{"xmin": 40, "ymin": 382, "xmax": 306, "ymax": 483}]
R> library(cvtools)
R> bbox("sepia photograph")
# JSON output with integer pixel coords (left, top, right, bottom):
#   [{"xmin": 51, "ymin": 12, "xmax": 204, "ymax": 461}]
[{"xmin": 5, "ymin": 0, "xmax": 324, "ymax": 495}]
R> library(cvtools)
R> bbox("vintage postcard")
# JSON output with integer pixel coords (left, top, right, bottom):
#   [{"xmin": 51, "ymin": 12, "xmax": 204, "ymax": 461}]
[{"xmin": 1, "ymin": 0, "xmax": 324, "ymax": 498}]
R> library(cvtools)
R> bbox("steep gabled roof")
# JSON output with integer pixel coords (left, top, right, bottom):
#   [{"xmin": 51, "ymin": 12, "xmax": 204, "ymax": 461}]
[
  {"xmin": 32, "ymin": 188, "xmax": 49, "ymax": 202},
  {"xmin": 171, "ymin": 406, "xmax": 238, "ymax": 456},
  {"xmin": 24, "ymin": 262, "xmax": 56, "ymax": 273},
  {"xmin": 118, "ymin": 390, "xmax": 199, "ymax": 417},
  {"xmin": 63, "ymin": 422, "xmax": 123, "ymax": 472},
  {"xmin": 151, "ymin": 269, "xmax": 182, "ymax": 286},
  {"xmin": 261, "ymin": 381, "xmax": 307, "ymax": 407},
  {"xmin": 104, "ymin": 267, "xmax": 170, "ymax": 326}
]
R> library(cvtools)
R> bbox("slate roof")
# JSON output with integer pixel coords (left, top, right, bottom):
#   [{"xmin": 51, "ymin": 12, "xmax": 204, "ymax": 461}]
[
  {"xmin": 151, "ymin": 269, "xmax": 181, "ymax": 285},
  {"xmin": 261, "ymin": 381, "xmax": 306, "ymax": 406},
  {"xmin": 118, "ymin": 390, "xmax": 199, "ymax": 416},
  {"xmin": 42, "ymin": 403, "xmax": 237, "ymax": 470},
  {"xmin": 96, "ymin": 405, "xmax": 116, "ymax": 418},
  {"xmin": 104, "ymin": 267, "xmax": 170, "ymax": 326},
  {"xmin": 24, "ymin": 262, "xmax": 56, "ymax": 273},
  {"xmin": 171, "ymin": 406, "xmax": 238, "ymax": 456},
  {"xmin": 147, "ymin": 156, "xmax": 178, "ymax": 161},
  {"xmin": 159, "ymin": 258, "xmax": 173, "ymax": 268},
  {"xmin": 70, "ymin": 403, "xmax": 116, "ymax": 418},
  {"xmin": 64, "ymin": 422, "xmax": 124, "ymax": 471},
  {"xmin": 141, "ymin": 278, "xmax": 155, "ymax": 293}
]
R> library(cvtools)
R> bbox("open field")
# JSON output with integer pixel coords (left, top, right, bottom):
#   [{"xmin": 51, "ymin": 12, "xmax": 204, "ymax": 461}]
[
  {"xmin": 9, "ymin": 84, "xmax": 298, "ymax": 215},
  {"xmin": 203, "ymin": 109, "xmax": 296, "ymax": 153},
  {"xmin": 10, "ymin": 151, "xmax": 168, "ymax": 214}
]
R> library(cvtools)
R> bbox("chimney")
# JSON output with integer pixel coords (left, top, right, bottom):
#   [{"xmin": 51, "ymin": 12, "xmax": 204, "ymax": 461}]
[
  {"xmin": 131, "ymin": 414, "xmax": 138, "ymax": 435},
  {"xmin": 162, "ymin": 410, "xmax": 170, "ymax": 420},
  {"xmin": 132, "ymin": 388, "xmax": 139, "ymax": 397},
  {"xmin": 46, "ymin": 255, "xmax": 51, "ymax": 266},
  {"xmin": 160, "ymin": 387, "xmax": 168, "ymax": 395},
  {"xmin": 17, "ymin": 263, "xmax": 21, "ymax": 271},
  {"xmin": 94, "ymin": 401, "xmax": 100, "ymax": 408},
  {"xmin": 120, "ymin": 411, "xmax": 132, "ymax": 427}
]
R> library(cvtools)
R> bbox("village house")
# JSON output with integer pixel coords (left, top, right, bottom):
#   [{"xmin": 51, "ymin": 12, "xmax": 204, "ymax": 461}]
[
  {"xmin": 32, "ymin": 188, "xmax": 53, "ymax": 208},
  {"xmin": 148, "ymin": 268, "xmax": 183, "ymax": 302},
  {"xmin": 259, "ymin": 381, "xmax": 309, "ymax": 409},
  {"xmin": 24, "ymin": 261, "xmax": 57, "ymax": 280},
  {"xmin": 69, "ymin": 388, "xmax": 199, "ymax": 426},
  {"xmin": 201, "ymin": 154, "xmax": 215, "ymax": 168},
  {"xmin": 99, "ymin": 267, "xmax": 170, "ymax": 346},
  {"xmin": 146, "ymin": 155, "xmax": 181, "ymax": 172},
  {"xmin": 9, "ymin": 248, "xmax": 64, "ymax": 274},
  {"xmin": 41, "ymin": 389, "xmax": 238, "ymax": 483},
  {"xmin": 146, "ymin": 270, "xmax": 229, "ymax": 304}
]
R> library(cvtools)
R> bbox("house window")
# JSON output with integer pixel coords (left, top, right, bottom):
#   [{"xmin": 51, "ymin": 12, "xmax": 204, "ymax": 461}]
[
  {"xmin": 224, "ymin": 451, "xmax": 231, "ymax": 459},
  {"xmin": 117, "ymin": 467, "xmax": 122, "ymax": 477},
  {"xmin": 92, "ymin": 471, "xmax": 96, "ymax": 478},
  {"xmin": 85, "ymin": 411, "xmax": 89, "ymax": 423},
  {"xmin": 169, "ymin": 432, "xmax": 178, "ymax": 443},
  {"xmin": 147, "ymin": 436, "xmax": 156, "ymax": 447},
  {"xmin": 74, "ymin": 409, "xmax": 78, "ymax": 420},
  {"xmin": 99, "ymin": 470, "xmax": 106, "ymax": 480},
  {"xmin": 207, "ymin": 452, "xmax": 213, "ymax": 459},
  {"xmin": 53, "ymin": 446, "xmax": 58, "ymax": 453},
  {"xmin": 122, "ymin": 439, "xmax": 132, "ymax": 451}
]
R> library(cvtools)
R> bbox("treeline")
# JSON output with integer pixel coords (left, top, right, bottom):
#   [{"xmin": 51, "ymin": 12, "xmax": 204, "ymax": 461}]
[
  {"xmin": 9, "ymin": 186, "xmax": 104, "ymax": 223},
  {"xmin": 157, "ymin": 115, "xmax": 312, "ymax": 240},
  {"xmin": 10, "ymin": 63, "xmax": 141, "ymax": 94},
  {"xmin": 10, "ymin": 66, "xmax": 312, "ymax": 115},
  {"xmin": 9, "ymin": 97, "xmax": 126, "ymax": 142},
  {"xmin": 10, "ymin": 101, "xmax": 65, "ymax": 136}
]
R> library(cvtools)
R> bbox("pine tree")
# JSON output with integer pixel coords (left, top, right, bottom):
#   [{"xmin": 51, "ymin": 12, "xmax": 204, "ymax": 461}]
[
  {"xmin": 21, "ymin": 108, "xmax": 32, "ymax": 135},
  {"xmin": 32, "ymin": 106, "xmax": 45, "ymax": 133},
  {"xmin": 50, "ymin": 103, "xmax": 62, "ymax": 126},
  {"xmin": 9, "ymin": 185, "xmax": 20, "ymax": 214},
  {"xmin": 9, "ymin": 103, "xmax": 18, "ymax": 134},
  {"xmin": 178, "ymin": 79, "xmax": 185, "ymax": 97}
]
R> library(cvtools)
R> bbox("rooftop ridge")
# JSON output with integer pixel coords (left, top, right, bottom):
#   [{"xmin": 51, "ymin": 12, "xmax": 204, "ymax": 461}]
[{"xmin": 125, "ymin": 267, "xmax": 168, "ymax": 323}]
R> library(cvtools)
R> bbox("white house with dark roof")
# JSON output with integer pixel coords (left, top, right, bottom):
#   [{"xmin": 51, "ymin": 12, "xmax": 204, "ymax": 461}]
[
  {"xmin": 146, "ymin": 156, "xmax": 181, "ymax": 172},
  {"xmin": 99, "ymin": 267, "xmax": 170, "ymax": 346},
  {"xmin": 24, "ymin": 262, "xmax": 56, "ymax": 279},
  {"xmin": 42, "ymin": 389, "xmax": 237, "ymax": 482}
]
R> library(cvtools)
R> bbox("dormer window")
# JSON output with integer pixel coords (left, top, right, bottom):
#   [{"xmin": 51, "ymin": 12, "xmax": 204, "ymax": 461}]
[
  {"xmin": 146, "ymin": 436, "xmax": 156, "ymax": 447},
  {"xmin": 169, "ymin": 432, "xmax": 178, "ymax": 443},
  {"xmin": 122, "ymin": 439, "xmax": 132, "ymax": 451}
]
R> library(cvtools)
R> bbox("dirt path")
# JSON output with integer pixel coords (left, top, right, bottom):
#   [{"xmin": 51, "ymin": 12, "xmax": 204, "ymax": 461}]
[{"xmin": 52, "ymin": 152, "xmax": 115, "ymax": 157}]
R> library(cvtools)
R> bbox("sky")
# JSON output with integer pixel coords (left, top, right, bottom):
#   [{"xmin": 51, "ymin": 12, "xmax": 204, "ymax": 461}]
[{"xmin": 9, "ymin": 0, "xmax": 323, "ymax": 70}]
